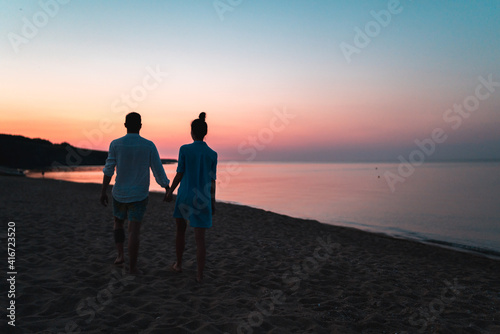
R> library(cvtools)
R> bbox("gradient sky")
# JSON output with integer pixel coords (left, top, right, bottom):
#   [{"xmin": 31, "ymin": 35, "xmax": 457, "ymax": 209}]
[{"xmin": 1, "ymin": 0, "xmax": 499, "ymax": 161}]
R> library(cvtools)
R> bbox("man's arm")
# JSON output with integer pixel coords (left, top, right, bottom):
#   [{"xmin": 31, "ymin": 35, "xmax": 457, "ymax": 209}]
[
  {"xmin": 101, "ymin": 175, "xmax": 112, "ymax": 206},
  {"xmin": 150, "ymin": 144, "xmax": 170, "ymax": 191},
  {"xmin": 101, "ymin": 142, "xmax": 116, "ymax": 206}
]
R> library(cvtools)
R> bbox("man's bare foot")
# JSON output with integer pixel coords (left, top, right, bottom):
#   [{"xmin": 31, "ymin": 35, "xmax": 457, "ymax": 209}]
[
  {"xmin": 170, "ymin": 262, "xmax": 182, "ymax": 273},
  {"xmin": 114, "ymin": 256, "xmax": 124, "ymax": 265},
  {"xmin": 196, "ymin": 274, "xmax": 203, "ymax": 283}
]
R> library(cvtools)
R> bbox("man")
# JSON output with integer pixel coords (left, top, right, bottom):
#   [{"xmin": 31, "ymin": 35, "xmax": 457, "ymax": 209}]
[{"xmin": 100, "ymin": 112, "xmax": 169, "ymax": 274}]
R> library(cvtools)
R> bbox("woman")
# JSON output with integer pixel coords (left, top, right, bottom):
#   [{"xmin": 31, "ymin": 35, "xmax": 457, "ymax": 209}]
[{"xmin": 165, "ymin": 112, "xmax": 217, "ymax": 283}]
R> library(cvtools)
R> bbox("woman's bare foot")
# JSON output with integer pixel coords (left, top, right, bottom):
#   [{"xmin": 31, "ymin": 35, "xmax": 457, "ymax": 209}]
[{"xmin": 170, "ymin": 262, "xmax": 182, "ymax": 273}]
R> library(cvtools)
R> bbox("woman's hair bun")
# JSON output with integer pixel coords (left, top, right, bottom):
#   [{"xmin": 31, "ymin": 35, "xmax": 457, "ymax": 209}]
[{"xmin": 199, "ymin": 112, "xmax": 206, "ymax": 121}]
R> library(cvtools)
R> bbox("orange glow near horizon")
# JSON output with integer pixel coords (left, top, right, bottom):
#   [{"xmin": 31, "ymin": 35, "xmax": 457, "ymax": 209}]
[
  {"xmin": 1, "ymin": 97, "xmax": 492, "ymax": 161},
  {"xmin": 2, "ymin": 89, "xmax": 499, "ymax": 162}
]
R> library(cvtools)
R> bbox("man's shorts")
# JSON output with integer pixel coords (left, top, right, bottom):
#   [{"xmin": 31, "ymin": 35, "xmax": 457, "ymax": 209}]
[{"xmin": 113, "ymin": 197, "xmax": 149, "ymax": 222}]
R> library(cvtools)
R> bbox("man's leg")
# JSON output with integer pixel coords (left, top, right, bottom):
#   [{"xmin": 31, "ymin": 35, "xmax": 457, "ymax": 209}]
[
  {"xmin": 114, "ymin": 218, "xmax": 125, "ymax": 265},
  {"xmin": 194, "ymin": 227, "xmax": 206, "ymax": 283},
  {"xmin": 128, "ymin": 221, "xmax": 141, "ymax": 274},
  {"xmin": 173, "ymin": 218, "xmax": 187, "ymax": 271}
]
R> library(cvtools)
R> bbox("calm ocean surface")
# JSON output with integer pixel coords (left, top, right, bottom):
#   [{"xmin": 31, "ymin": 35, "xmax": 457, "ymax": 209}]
[{"xmin": 30, "ymin": 162, "xmax": 500, "ymax": 258}]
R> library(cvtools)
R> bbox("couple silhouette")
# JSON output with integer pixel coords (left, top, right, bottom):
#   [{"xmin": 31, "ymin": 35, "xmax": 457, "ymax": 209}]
[{"xmin": 100, "ymin": 112, "xmax": 217, "ymax": 283}]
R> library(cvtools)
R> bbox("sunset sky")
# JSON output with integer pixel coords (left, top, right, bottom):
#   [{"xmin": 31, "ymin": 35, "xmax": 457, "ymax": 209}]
[{"xmin": 1, "ymin": 0, "xmax": 499, "ymax": 162}]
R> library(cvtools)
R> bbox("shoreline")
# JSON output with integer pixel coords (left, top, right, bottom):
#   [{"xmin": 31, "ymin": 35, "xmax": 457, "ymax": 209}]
[
  {"xmin": 26, "ymin": 164, "xmax": 500, "ymax": 261},
  {"xmin": 28, "ymin": 172, "xmax": 500, "ymax": 261},
  {"xmin": 1, "ymin": 175, "xmax": 499, "ymax": 333},
  {"xmin": 210, "ymin": 198, "xmax": 500, "ymax": 261}
]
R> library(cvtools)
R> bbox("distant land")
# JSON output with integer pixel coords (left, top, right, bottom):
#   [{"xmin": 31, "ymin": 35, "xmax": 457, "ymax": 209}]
[{"xmin": 0, "ymin": 134, "xmax": 176, "ymax": 170}]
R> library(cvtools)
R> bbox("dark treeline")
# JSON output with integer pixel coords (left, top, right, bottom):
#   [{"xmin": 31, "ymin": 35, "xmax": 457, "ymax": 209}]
[
  {"xmin": 0, "ymin": 134, "xmax": 108, "ymax": 169},
  {"xmin": 0, "ymin": 134, "xmax": 176, "ymax": 169}
]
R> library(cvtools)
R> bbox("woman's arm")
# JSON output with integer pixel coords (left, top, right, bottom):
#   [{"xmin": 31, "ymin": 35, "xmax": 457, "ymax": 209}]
[{"xmin": 211, "ymin": 179, "xmax": 216, "ymax": 215}]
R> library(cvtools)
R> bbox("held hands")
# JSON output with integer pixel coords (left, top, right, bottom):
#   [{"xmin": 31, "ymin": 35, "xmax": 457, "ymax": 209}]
[{"xmin": 164, "ymin": 188, "xmax": 173, "ymax": 202}]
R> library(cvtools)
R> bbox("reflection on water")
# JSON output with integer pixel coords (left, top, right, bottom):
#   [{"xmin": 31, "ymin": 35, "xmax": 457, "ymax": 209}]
[{"xmin": 29, "ymin": 162, "xmax": 500, "ymax": 256}]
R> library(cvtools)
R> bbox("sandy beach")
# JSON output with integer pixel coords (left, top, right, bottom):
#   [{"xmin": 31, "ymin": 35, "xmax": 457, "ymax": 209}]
[{"xmin": 1, "ymin": 175, "xmax": 499, "ymax": 333}]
